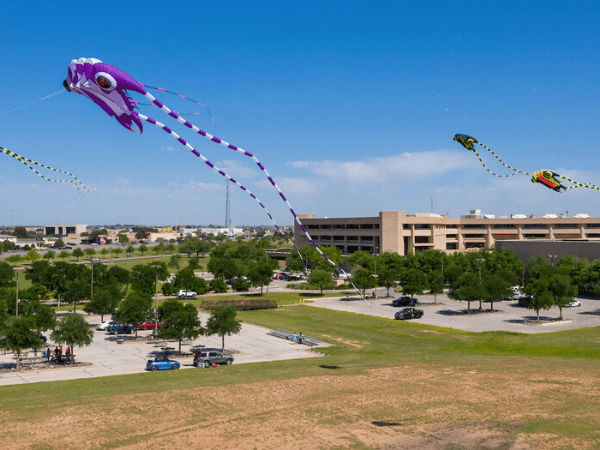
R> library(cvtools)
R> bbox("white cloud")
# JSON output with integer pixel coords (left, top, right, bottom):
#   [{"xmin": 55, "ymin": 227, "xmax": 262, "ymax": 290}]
[
  {"xmin": 161, "ymin": 146, "xmax": 176, "ymax": 151},
  {"xmin": 255, "ymin": 177, "xmax": 324, "ymax": 195},
  {"xmin": 288, "ymin": 150, "xmax": 476, "ymax": 184}
]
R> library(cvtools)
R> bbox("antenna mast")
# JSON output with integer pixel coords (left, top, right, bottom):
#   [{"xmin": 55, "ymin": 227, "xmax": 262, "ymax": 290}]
[{"xmin": 225, "ymin": 180, "xmax": 232, "ymax": 236}]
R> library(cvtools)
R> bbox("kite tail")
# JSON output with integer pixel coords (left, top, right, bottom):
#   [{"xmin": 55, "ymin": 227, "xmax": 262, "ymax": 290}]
[
  {"xmin": 475, "ymin": 141, "xmax": 531, "ymax": 176},
  {"xmin": 470, "ymin": 146, "xmax": 519, "ymax": 178},
  {"xmin": 556, "ymin": 174, "xmax": 600, "ymax": 192},
  {"xmin": 137, "ymin": 112, "xmax": 367, "ymax": 303},
  {"xmin": 138, "ymin": 84, "xmax": 215, "ymax": 125},
  {"xmin": 1, "ymin": 147, "xmax": 93, "ymax": 194},
  {"xmin": 137, "ymin": 113, "xmax": 309, "ymax": 275}
]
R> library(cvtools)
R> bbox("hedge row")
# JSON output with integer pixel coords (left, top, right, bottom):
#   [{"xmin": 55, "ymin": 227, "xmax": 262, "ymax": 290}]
[{"xmin": 200, "ymin": 299, "xmax": 278, "ymax": 310}]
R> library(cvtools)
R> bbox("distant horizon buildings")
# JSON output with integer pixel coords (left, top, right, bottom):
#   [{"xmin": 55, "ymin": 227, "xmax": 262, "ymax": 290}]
[{"xmin": 294, "ymin": 210, "xmax": 600, "ymax": 256}]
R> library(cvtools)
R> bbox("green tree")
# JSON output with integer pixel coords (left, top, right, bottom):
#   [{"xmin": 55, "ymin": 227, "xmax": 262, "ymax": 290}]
[
  {"xmin": 84, "ymin": 285, "xmax": 124, "ymax": 322},
  {"xmin": 347, "ymin": 250, "xmax": 375, "ymax": 272},
  {"xmin": 114, "ymin": 291, "xmax": 154, "ymax": 337},
  {"xmin": 118, "ymin": 234, "xmax": 129, "ymax": 244},
  {"xmin": 157, "ymin": 299, "xmax": 203, "ymax": 353},
  {"xmin": 152, "ymin": 245, "xmax": 161, "ymax": 256},
  {"xmin": 450, "ymin": 272, "xmax": 486, "ymax": 313},
  {"xmin": 85, "ymin": 248, "xmax": 96, "ymax": 259},
  {"xmin": 6, "ymin": 254, "xmax": 23, "ymax": 267},
  {"xmin": 126, "ymin": 245, "xmax": 134, "ymax": 256},
  {"xmin": 130, "ymin": 263, "xmax": 169, "ymax": 295},
  {"xmin": 25, "ymin": 249, "xmax": 41, "ymax": 262},
  {"xmin": 0, "ymin": 261, "xmax": 15, "ymax": 288},
  {"xmin": 12, "ymin": 226, "xmax": 29, "ymax": 239},
  {"xmin": 209, "ymin": 278, "xmax": 228, "ymax": 293},
  {"xmin": 58, "ymin": 251, "xmax": 70, "ymax": 262},
  {"xmin": 308, "ymin": 270, "xmax": 335, "ymax": 295},
  {"xmin": 44, "ymin": 250, "xmax": 55, "ymax": 262},
  {"xmin": 523, "ymin": 277, "xmax": 555, "ymax": 322},
  {"xmin": 99, "ymin": 248, "xmax": 109, "ymax": 259},
  {"xmin": 168, "ymin": 254, "xmax": 181, "ymax": 270},
  {"xmin": 0, "ymin": 316, "xmax": 45, "ymax": 371},
  {"xmin": 72, "ymin": 248, "xmax": 84, "ymax": 262},
  {"xmin": 51, "ymin": 313, "xmax": 94, "ymax": 363},
  {"xmin": 482, "ymin": 274, "xmax": 512, "ymax": 311},
  {"xmin": 549, "ymin": 274, "xmax": 577, "ymax": 320},
  {"xmin": 113, "ymin": 248, "xmax": 123, "ymax": 259},
  {"xmin": 353, "ymin": 269, "xmax": 378, "ymax": 297},
  {"xmin": 377, "ymin": 268, "xmax": 398, "ymax": 297},
  {"xmin": 247, "ymin": 263, "xmax": 274, "ymax": 294},
  {"xmin": 139, "ymin": 244, "xmax": 148, "ymax": 256},
  {"xmin": 54, "ymin": 238, "xmax": 65, "ymax": 248},
  {"xmin": 232, "ymin": 277, "xmax": 251, "ymax": 292},
  {"xmin": 401, "ymin": 268, "xmax": 428, "ymax": 297},
  {"xmin": 205, "ymin": 305, "xmax": 242, "ymax": 351}
]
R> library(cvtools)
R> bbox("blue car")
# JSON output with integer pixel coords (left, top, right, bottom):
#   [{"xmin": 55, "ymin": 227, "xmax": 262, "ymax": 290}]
[{"xmin": 146, "ymin": 357, "xmax": 180, "ymax": 371}]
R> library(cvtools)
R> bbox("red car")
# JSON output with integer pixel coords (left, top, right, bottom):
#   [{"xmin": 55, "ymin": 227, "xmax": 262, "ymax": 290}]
[{"xmin": 138, "ymin": 321, "xmax": 162, "ymax": 330}]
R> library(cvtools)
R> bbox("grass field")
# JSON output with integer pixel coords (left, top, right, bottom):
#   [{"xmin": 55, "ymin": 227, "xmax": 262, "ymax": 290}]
[{"xmin": 1, "ymin": 305, "xmax": 599, "ymax": 449}]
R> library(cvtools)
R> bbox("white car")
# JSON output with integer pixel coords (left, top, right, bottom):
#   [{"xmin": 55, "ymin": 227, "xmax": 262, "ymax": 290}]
[
  {"xmin": 177, "ymin": 290, "xmax": 197, "ymax": 299},
  {"xmin": 567, "ymin": 300, "xmax": 581, "ymax": 307},
  {"xmin": 96, "ymin": 320, "xmax": 114, "ymax": 331}
]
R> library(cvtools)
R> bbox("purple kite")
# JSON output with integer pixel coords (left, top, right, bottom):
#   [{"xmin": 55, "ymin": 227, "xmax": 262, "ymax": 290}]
[{"xmin": 63, "ymin": 57, "xmax": 364, "ymax": 298}]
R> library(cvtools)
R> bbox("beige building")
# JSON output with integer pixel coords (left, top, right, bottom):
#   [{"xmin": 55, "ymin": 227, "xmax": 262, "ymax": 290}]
[{"xmin": 294, "ymin": 210, "xmax": 600, "ymax": 256}]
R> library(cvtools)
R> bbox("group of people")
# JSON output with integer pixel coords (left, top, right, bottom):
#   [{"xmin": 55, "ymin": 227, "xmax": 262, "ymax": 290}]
[
  {"xmin": 291, "ymin": 332, "xmax": 304, "ymax": 344},
  {"xmin": 44, "ymin": 346, "xmax": 72, "ymax": 363}
]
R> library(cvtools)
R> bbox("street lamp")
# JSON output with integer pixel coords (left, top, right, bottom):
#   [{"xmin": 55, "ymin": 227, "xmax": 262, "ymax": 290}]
[
  {"xmin": 13, "ymin": 267, "xmax": 26, "ymax": 317},
  {"xmin": 151, "ymin": 265, "xmax": 161, "ymax": 338},
  {"xmin": 548, "ymin": 255, "xmax": 558, "ymax": 267},
  {"xmin": 90, "ymin": 258, "xmax": 100, "ymax": 301},
  {"xmin": 475, "ymin": 258, "xmax": 485, "ymax": 311}
]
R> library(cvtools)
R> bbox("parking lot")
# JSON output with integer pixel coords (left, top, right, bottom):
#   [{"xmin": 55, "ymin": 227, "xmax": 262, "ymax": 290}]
[
  {"xmin": 0, "ymin": 311, "xmax": 328, "ymax": 386},
  {"xmin": 309, "ymin": 293, "xmax": 600, "ymax": 333}
]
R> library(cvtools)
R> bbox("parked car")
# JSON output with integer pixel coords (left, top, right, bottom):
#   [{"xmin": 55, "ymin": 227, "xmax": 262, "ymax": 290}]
[
  {"xmin": 517, "ymin": 295, "xmax": 533, "ymax": 307},
  {"xmin": 177, "ymin": 290, "xmax": 197, "ymax": 299},
  {"xmin": 394, "ymin": 308, "xmax": 424, "ymax": 320},
  {"xmin": 138, "ymin": 321, "xmax": 162, "ymax": 330},
  {"xmin": 567, "ymin": 300, "xmax": 581, "ymax": 307},
  {"xmin": 38, "ymin": 334, "xmax": 47, "ymax": 343},
  {"xmin": 146, "ymin": 357, "xmax": 180, "ymax": 371},
  {"xmin": 96, "ymin": 320, "xmax": 114, "ymax": 331},
  {"xmin": 107, "ymin": 323, "xmax": 134, "ymax": 334},
  {"xmin": 192, "ymin": 349, "xmax": 234, "ymax": 367},
  {"xmin": 392, "ymin": 296, "xmax": 418, "ymax": 307}
]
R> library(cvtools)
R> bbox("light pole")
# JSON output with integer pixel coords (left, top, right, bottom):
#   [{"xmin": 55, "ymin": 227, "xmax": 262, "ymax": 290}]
[
  {"xmin": 548, "ymin": 254, "xmax": 557, "ymax": 267},
  {"xmin": 151, "ymin": 265, "xmax": 161, "ymax": 338},
  {"xmin": 90, "ymin": 258, "xmax": 100, "ymax": 301},
  {"xmin": 13, "ymin": 267, "xmax": 25, "ymax": 317},
  {"xmin": 475, "ymin": 258, "xmax": 485, "ymax": 311}
]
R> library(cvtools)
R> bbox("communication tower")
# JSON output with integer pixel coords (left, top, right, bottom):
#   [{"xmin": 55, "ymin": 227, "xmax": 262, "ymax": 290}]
[{"xmin": 225, "ymin": 180, "xmax": 232, "ymax": 236}]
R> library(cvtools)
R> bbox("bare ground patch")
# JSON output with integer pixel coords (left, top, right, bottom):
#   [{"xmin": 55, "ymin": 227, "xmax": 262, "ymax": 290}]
[{"xmin": 3, "ymin": 360, "xmax": 599, "ymax": 449}]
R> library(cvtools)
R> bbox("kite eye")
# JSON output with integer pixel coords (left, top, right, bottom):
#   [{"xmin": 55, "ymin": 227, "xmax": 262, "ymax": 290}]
[{"xmin": 95, "ymin": 72, "xmax": 117, "ymax": 91}]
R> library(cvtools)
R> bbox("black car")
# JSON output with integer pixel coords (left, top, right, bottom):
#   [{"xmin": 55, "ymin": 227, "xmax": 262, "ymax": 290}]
[
  {"xmin": 392, "ymin": 296, "xmax": 418, "ymax": 307},
  {"xmin": 107, "ymin": 323, "xmax": 134, "ymax": 334},
  {"xmin": 394, "ymin": 308, "xmax": 424, "ymax": 320}
]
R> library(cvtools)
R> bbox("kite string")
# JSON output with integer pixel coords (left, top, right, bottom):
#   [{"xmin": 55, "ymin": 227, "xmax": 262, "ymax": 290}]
[
  {"xmin": 0, "ymin": 89, "xmax": 64, "ymax": 117},
  {"xmin": 138, "ymin": 84, "xmax": 215, "ymax": 125}
]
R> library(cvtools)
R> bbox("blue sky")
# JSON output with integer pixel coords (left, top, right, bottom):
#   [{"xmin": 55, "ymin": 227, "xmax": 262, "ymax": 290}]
[{"xmin": 2, "ymin": 2, "xmax": 600, "ymax": 227}]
